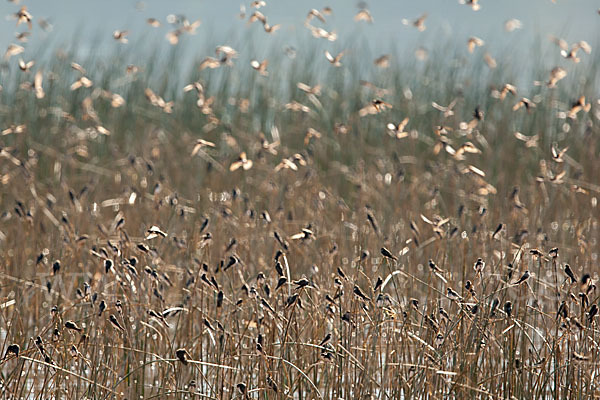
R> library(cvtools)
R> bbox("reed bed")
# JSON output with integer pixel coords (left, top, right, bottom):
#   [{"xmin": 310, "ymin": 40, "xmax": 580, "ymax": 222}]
[{"xmin": 1, "ymin": 4, "xmax": 600, "ymax": 399}]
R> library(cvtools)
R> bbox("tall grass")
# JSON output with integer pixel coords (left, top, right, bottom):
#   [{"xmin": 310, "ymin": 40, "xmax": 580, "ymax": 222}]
[{"xmin": 0, "ymin": 32, "xmax": 599, "ymax": 399}]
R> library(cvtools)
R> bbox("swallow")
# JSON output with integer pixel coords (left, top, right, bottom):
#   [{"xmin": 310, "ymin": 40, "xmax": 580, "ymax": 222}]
[
  {"xmin": 511, "ymin": 270, "xmax": 530, "ymax": 285},
  {"xmin": 4, "ymin": 344, "xmax": 19, "ymax": 359},
  {"xmin": 564, "ymin": 264, "xmax": 577, "ymax": 284},
  {"xmin": 18, "ymin": 58, "xmax": 34, "ymax": 72},
  {"xmin": 504, "ymin": 301, "xmax": 513, "ymax": 318},
  {"xmin": 294, "ymin": 278, "xmax": 311, "ymax": 289},
  {"xmin": 353, "ymin": 285, "xmax": 370, "ymax": 301},
  {"xmin": 492, "ymin": 223, "xmax": 503, "ymax": 239},
  {"xmin": 387, "ymin": 118, "xmax": 410, "ymax": 138},
  {"xmin": 236, "ymin": 383, "xmax": 247, "ymax": 396},
  {"xmin": 285, "ymin": 293, "xmax": 299, "ymax": 308},
  {"xmin": 374, "ymin": 54, "xmax": 390, "ymax": 68},
  {"xmin": 380, "ymin": 247, "xmax": 397, "ymax": 261},
  {"xmin": 266, "ymin": 375, "xmax": 278, "ymax": 393},
  {"xmin": 98, "ymin": 300, "xmax": 106, "ymax": 316},
  {"xmin": 113, "ymin": 30, "xmax": 129, "ymax": 43},
  {"xmin": 306, "ymin": 8, "xmax": 326, "ymax": 23},
  {"xmin": 354, "ymin": 9, "xmax": 373, "ymax": 23},
  {"xmin": 250, "ymin": 59, "xmax": 268, "ymax": 75},
  {"xmin": 556, "ymin": 301, "xmax": 568, "ymax": 319},
  {"xmin": 325, "ymin": 50, "xmax": 344, "ymax": 67},
  {"xmin": 65, "ymin": 320, "xmax": 82, "ymax": 332},
  {"xmin": 467, "ymin": 37, "xmax": 484, "ymax": 53},
  {"xmin": 176, "ymin": 348, "xmax": 191, "ymax": 365},
  {"xmin": 446, "ymin": 287, "xmax": 462, "ymax": 301},
  {"xmin": 319, "ymin": 333, "xmax": 331, "ymax": 347},
  {"xmin": 373, "ymin": 277, "xmax": 383, "ymax": 292},
  {"xmin": 428, "ymin": 260, "xmax": 444, "ymax": 274},
  {"xmin": 109, "ymin": 314, "xmax": 124, "ymax": 331},
  {"xmin": 473, "ymin": 258, "xmax": 485, "ymax": 274}
]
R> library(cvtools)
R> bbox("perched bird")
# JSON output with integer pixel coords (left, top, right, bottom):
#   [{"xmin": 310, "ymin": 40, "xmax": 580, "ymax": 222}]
[
  {"xmin": 275, "ymin": 276, "xmax": 287, "ymax": 291},
  {"xmin": 504, "ymin": 301, "xmax": 513, "ymax": 318},
  {"xmin": 380, "ymin": 247, "xmax": 397, "ymax": 261},
  {"xmin": 98, "ymin": 300, "xmax": 106, "ymax": 316},
  {"xmin": 4, "ymin": 344, "xmax": 20, "ymax": 359},
  {"xmin": 446, "ymin": 287, "xmax": 462, "ymax": 301},
  {"xmin": 373, "ymin": 276, "xmax": 383, "ymax": 292},
  {"xmin": 353, "ymin": 285, "xmax": 370, "ymax": 301},
  {"xmin": 318, "ymin": 333, "xmax": 331, "ymax": 347},
  {"xmin": 237, "ymin": 383, "xmax": 248, "ymax": 396},
  {"xmin": 556, "ymin": 301, "xmax": 568, "ymax": 319},
  {"xmin": 109, "ymin": 314, "xmax": 124, "ymax": 331},
  {"xmin": 511, "ymin": 270, "xmax": 530, "ymax": 285},
  {"xmin": 285, "ymin": 293, "xmax": 299, "ymax": 308},
  {"xmin": 473, "ymin": 258, "xmax": 485, "ymax": 275},
  {"xmin": 294, "ymin": 278, "xmax": 311, "ymax": 289},
  {"xmin": 65, "ymin": 320, "xmax": 82, "ymax": 332},
  {"xmin": 176, "ymin": 348, "xmax": 191, "ymax": 365},
  {"xmin": 564, "ymin": 264, "xmax": 577, "ymax": 284},
  {"xmin": 428, "ymin": 259, "xmax": 445, "ymax": 274}
]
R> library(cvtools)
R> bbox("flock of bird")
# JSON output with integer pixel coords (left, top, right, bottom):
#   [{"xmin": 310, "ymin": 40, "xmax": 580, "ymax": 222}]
[{"xmin": 1, "ymin": 0, "xmax": 599, "ymax": 398}]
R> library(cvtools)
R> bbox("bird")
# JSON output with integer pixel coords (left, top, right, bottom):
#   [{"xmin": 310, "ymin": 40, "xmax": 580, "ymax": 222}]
[
  {"xmin": 285, "ymin": 293, "xmax": 299, "ymax": 308},
  {"xmin": 380, "ymin": 247, "xmax": 397, "ymax": 261},
  {"xmin": 547, "ymin": 67, "xmax": 567, "ymax": 88},
  {"xmin": 250, "ymin": 59, "xmax": 268, "ymax": 75},
  {"xmin": 387, "ymin": 118, "xmax": 410, "ymax": 138},
  {"xmin": 373, "ymin": 277, "xmax": 383, "ymax": 292},
  {"xmin": 4, "ymin": 44, "xmax": 24, "ymax": 60},
  {"xmin": 556, "ymin": 301, "xmax": 568, "ymax": 319},
  {"xmin": 325, "ymin": 50, "xmax": 344, "ymax": 67},
  {"xmin": 467, "ymin": 37, "xmax": 484, "ymax": 53},
  {"xmin": 4, "ymin": 344, "xmax": 20, "ymax": 359},
  {"xmin": 318, "ymin": 333, "xmax": 331, "ymax": 347},
  {"xmin": 65, "ymin": 321, "xmax": 82, "ymax": 332},
  {"xmin": 98, "ymin": 300, "xmax": 106, "ymax": 316},
  {"xmin": 18, "ymin": 58, "xmax": 34, "ymax": 72},
  {"xmin": 112, "ymin": 30, "xmax": 129, "ymax": 43},
  {"xmin": 15, "ymin": 7, "xmax": 33, "ymax": 30},
  {"xmin": 511, "ymin": 270, "xmax": 530, "ymax": 285},
  {"xmin": 306, "ymin": 9, "xmax": 326, "ymax": 24},
  {"xmin": 109, "ymin": 314, "xmax": 124, "ymax": 331},
  {"xmin": 353, "ymin": 285, "xmax": 370, "ymax": 301},
  {"xmin": 294, "ymin": 278, "xmax": 311, "ymax": 289},
  {"xmin": 401, "ymin": 13, "xmax": 427, "ymax": 31},
  {"xmin": 229, "ymin": 152, "xmax": 253, "ymax": 171},
  {"xmin": 446, "ymin": 287, "xmax": 462, "ymax": 301},
  {"xmin": 428, "ymin": 260, "xmax": 444, "ymax": 274},
  {"xmin": 354, "ymin": 9, "xmax": 373, "ymax": 23},
  {"xmin": 374, "ymin": 54, "xmax": 390, "ymax": 68},
  {"xmin": 564, "ymin": 264, "xmax": 577, "ymax": 284},
  {"xmin": 176, "ymin": 348, "xmax": 191, "ymax": 365},
  {"xmin": 275, "ymin": 276, "xmax": 287, "ymax": 291},
  {"xmin": 504, "ymin": 301, "xmax": 513, "ymax": 318}
]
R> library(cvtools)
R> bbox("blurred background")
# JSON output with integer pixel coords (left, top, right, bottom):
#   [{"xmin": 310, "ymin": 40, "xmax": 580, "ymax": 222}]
[{"xmin": 1, "ymin": 0, "xmax": 598, "ymax": 68}]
